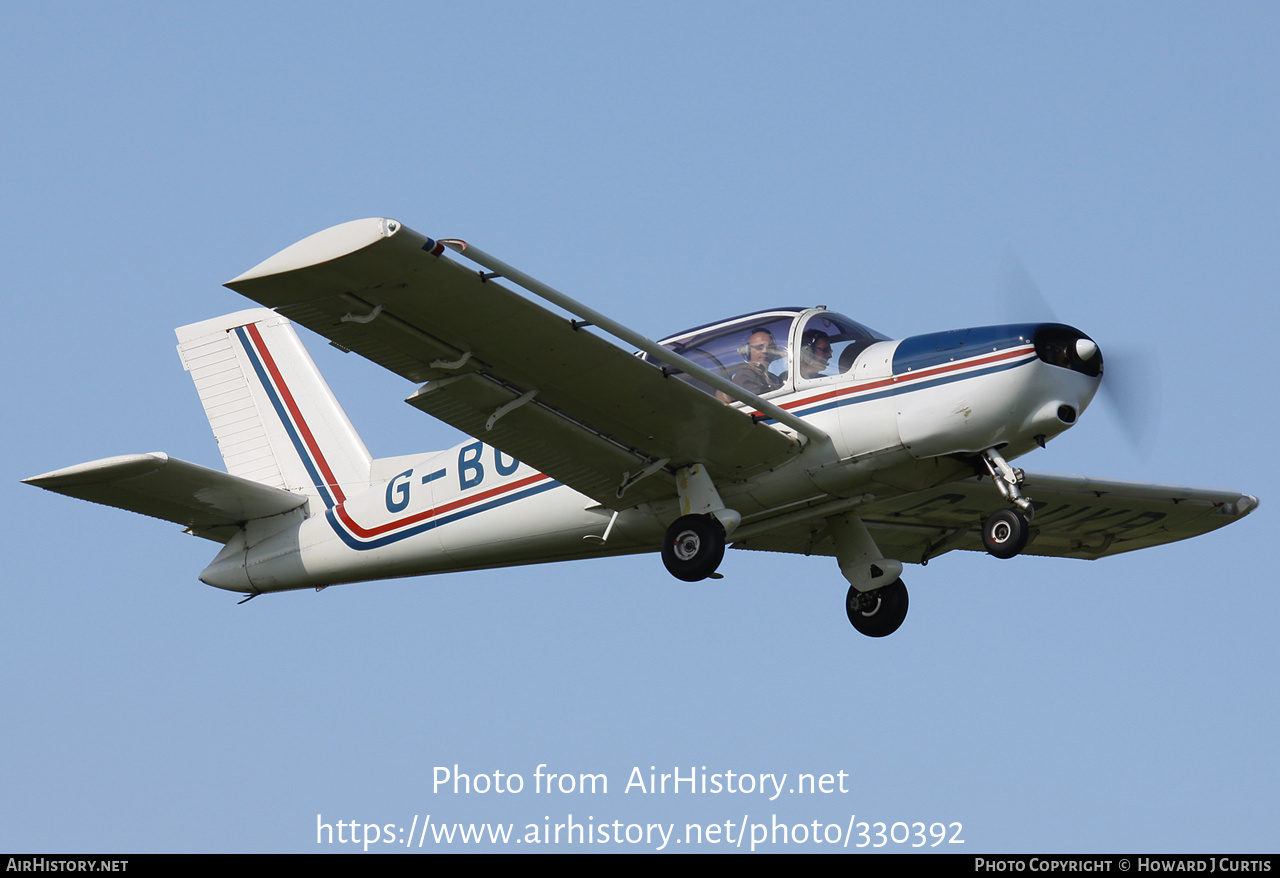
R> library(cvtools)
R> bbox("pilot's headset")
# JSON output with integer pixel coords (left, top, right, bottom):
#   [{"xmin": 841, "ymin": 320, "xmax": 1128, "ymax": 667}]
[
  {"xmin": 737, "ymin": 328, "xmax": 783, "ymax": 362},
  {"xmin": 800, "ymin": 329, "xmax": 829, "ymax": 360}
]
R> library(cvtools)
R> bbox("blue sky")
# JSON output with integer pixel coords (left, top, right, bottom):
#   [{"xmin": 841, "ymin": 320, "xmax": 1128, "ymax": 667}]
[{"xmin": 3, "ymin": 2, "xmax": 1275, "ymax": 853}]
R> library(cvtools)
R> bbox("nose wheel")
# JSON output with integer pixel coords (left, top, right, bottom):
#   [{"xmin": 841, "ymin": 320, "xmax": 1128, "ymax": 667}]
[
  {"xmin": 846, "ymin": 579, "xmax": 909, "ymax": 638},
  {"xmin": 982, "ymin": 508, "xmax": 1030, "ymax": 559}
]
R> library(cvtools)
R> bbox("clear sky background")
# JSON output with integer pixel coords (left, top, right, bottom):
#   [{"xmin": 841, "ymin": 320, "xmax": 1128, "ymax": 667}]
[{"xmin": 3, "ymin": 2, "xmax": 1275, "ymax": 853}]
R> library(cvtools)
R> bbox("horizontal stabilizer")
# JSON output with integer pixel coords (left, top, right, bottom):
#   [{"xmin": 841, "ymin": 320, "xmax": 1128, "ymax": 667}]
[{"xmin": 23, "ymin": 453, "xmax": 307, "ymax": 542}]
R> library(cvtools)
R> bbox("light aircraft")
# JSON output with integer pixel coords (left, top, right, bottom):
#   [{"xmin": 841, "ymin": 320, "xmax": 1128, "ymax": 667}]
[{"xmin": 24, "ymin": 218, "xmax": 1259, "ymax": 636}]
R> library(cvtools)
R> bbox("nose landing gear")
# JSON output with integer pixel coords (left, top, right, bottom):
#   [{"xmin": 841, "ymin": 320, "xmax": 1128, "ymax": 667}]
[{"xmin": 980, "ymin": 447, "xmax": 1034, "ymax": 560}]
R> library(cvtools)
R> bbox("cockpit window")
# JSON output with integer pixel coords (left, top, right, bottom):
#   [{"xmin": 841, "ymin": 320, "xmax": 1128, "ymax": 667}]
[
  {"xmin": 642, "ymin": 312, "xmax": 796, "ymax": 399},
  {"xmin": 796, "ymin": 312, "xmax": 888, "ymax": 381},
  {"xmin": 641, "ymin": 308, "xmax": 889, "ymax": 398}
]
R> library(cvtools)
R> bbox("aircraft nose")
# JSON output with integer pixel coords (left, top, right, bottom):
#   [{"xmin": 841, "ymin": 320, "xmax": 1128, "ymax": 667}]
[{"xmin": 1032, "ymin": 324, "xmax": 1103, "ymax": 378}]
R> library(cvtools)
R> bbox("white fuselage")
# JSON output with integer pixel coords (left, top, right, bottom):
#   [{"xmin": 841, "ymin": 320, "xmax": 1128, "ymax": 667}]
[{"xmin": 201, "ymin": 333, "xmax": 1099, "ymax": 593}]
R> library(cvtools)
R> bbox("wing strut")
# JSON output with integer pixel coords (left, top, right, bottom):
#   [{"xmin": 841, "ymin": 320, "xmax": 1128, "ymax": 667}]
[{"xmin": 438, "ymin": 239, "xmax": 828, "ymax": 446}]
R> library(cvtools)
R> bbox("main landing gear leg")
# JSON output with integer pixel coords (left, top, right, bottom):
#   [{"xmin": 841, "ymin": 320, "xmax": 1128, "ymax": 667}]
[
  {"xmin": 980, "ymin": 447, "xmax": 1032, "ymax": 559},
  {"xmin": 827, "ymin": 512, "xmax": 908, "ymax": 637},
  {"xmin": 660, "ymin": 464, "xmax": 739, "ymax": 582}
]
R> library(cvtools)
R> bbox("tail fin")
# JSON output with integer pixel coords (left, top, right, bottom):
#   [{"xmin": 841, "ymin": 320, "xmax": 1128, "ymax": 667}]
[{"xmin": 176, "ymin": 309, "xmax": 372, "ymax": 509}]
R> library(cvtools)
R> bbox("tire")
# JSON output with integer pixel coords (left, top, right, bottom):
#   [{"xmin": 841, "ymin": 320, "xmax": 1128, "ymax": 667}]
[
  {"xmin": 982, "ymin": 508, "xmax": 1029, "ymax": 559},
  {"xmin": 661, "ymin": 514, "xmax": 726, "ymax": 582},
  {"xmin": 846, "ymin": 578, "xmax": 909, "ymax": 637}
]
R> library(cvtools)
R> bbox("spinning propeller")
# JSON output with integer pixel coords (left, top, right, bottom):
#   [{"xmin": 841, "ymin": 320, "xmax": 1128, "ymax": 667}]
[{"xmin": 1000, "ymin": 250, "xmax": 1159, "ymax": 455}]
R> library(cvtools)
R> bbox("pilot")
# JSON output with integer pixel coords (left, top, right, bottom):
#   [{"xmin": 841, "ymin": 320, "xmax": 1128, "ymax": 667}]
[
  {"xmin": 798, "ymin": 329, "xmax": 833, "ymax": 379},
  {"xmin": 726, "ymin": 328, "xmax": 785, "ymax": 396}
]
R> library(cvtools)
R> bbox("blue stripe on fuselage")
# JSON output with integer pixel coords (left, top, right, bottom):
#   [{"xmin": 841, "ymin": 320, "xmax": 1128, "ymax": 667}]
[
  {"xmin": 891, "ymin": 324, "xmax": 1040, "ymax": 374},
  {"xmin": 233, "ymin": 326, "xmax": 340, "ymax": 510},
  {"xmin": 783, "ymin": 352, "xmax": 1034, "ymax": 421},
  {"xmin": 324, "ymin": 479, "xmax": 563, "ymax": 551}
]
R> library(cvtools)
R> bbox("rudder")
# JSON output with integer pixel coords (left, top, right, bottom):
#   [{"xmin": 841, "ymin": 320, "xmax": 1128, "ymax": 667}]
[{"xmin": 176, "ymin": 309, "xmax": 372, "ymax": 509}]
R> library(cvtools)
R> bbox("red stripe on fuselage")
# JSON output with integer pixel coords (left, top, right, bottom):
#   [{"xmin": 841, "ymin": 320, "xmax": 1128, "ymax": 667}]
[
  {"xmin": 766, "ymin": 344, "xmax": 1036, "ymax": 417},
  {"xmin": 242, "ymin": 323, "xmax": 552, "ymax": 542},
  {"xmin": 335, "ymin": 472, "xmax": 553, "ymax": 540}
]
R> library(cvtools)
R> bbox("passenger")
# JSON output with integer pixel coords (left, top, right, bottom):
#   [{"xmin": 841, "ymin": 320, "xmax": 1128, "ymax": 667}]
[{"xmin": 799, "ymin": 329, "xmax": 833, "ymax": 379}]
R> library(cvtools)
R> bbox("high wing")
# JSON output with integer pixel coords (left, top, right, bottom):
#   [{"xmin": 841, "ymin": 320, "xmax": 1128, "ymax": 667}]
[
  {"xmin": 22, "ymin": 453, "xmax": 307, "ymax": 543},
  {"xmin": 225, "ymin": 218, "xmax": 799, "ymax": 509},
  {"xmin": 733, "ymin": 472, "xmax": 1259, "ymax": 563}
]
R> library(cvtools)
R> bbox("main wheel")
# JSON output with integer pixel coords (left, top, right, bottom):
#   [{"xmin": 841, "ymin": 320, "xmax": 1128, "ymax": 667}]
[
  {"xmin": 661, "ymin": 514, "xmax": 726, "ymax": 582},
  {"xmin": 982, "ymin": 508, "xmax": 1030, "ymax": 559},
  {"xmin": 846, "ymin": 578, "xmax": 909, "ymax": 637}
]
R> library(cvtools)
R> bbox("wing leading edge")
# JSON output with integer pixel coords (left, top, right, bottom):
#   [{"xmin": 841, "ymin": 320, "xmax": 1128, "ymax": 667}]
[
  {"xmin": 225, "ymin": 218, "xmax": 799, "ymax": 509},
  {"xmin": 733, "ymin": 472, "xmax": 1258, "ymax": 563}
]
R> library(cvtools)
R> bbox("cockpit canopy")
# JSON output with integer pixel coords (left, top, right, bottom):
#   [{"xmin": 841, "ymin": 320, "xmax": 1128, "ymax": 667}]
[{"xmin": 642, "ymin": 307, "xmax": 890, "ymax": 398}]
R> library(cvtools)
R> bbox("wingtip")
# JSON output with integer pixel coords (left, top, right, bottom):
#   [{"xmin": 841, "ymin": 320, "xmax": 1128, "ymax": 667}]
[{"xmin": 225, "ymin": 217, "xmax": 405, "ymax": 286}]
